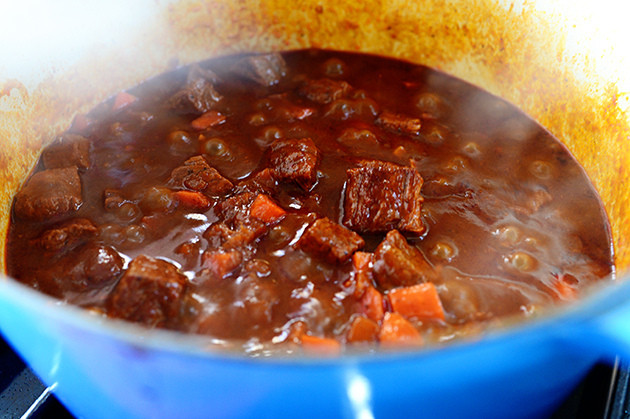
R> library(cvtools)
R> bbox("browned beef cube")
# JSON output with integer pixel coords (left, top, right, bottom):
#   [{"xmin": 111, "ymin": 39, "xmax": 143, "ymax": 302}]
[
  {"xmin": 233, "ymin": 53, "xmax": 287, "ymax": 86},
  {"xmin": 204, "ymin": 221, "xmax": 268, "ymax": 250},
  {"xmin": 298, "ymin": 78, "xmax": 351, "ymax": 104},
  {"xmin": 298, "ymin": 218, "xmax": 365, "ymax": 264},
  {"xmin": 168, "ymin": 64, "xmax": 222, "ymax": 114},
  {"xmin": 33, "ymin": 218, "xmax": 97, "ymax": 252},
  {"xmin": 205, "ymin": 193, "xmax": 267, "ymax": 249},
  {"xmin": 373, "ymin": 230, "xmax": 434, "ymax": 288},
  {"xmin": 168, "ymin": 155, "xmax": 233, "ymax": 196},
  {"xmin": 42, "ymin": 133, "xmax": 90, "ymax": 170},
  {"xmin": 214, "ymin": 192, "xmax": 256, "ymax": 224},
  {"xmin": 268, "ymin": 138, "xmax": 320, "ymax": 190},
  {"xmin": 34, "ymin": 243, "xmax": 124, "ymax": 294},
  {"xmin": 109, "ymin": 255, "xmax": 188, "ymax": 328},
  {"xmin": 14, "ymin": 167, "xmax": 83, "ymax": 221},
  {"xmin": 376, "ymin": 110, "xmax": 422, "ymax": 135},
  {"xmin": 237, "ymin": 168, "xmax": 278, "ymax": 196},
  {"xmin": 65, "ymin": 244, "xmax": 125, "ymax": 290},
  {"xmin": 343, "ymin": 160, "xmax": 424, "ymax": 233}
]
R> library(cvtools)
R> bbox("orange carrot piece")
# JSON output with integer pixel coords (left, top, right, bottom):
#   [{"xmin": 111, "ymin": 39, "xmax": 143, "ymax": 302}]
[
  {"xmin": 191, "ymin": 110, "xmax": 226, "ymax": 130},
  {"xmin": 352, "ymin": 251, "xmax": 373, "ymax": 298},
  {"xmin": 388, "ymin": 283, "xmax": 445, "ymax": 321},
  {"xmin": 360, "ymin": 285, "xmax": 385, "ymax": 322},
  {"xmin": 552, "ymin": 274, "xmax": 578, "ymax": 301},
  {"xmin": 202, "ymin": 250, "xmax": 242, "ymax": 279},
  {"xmin": 112, "ymin": 92, "xmax": 137, "ymax": 111},
  {"xmin": 301, "ymin": 335, "xmax": 341, "ymax": 356},
  {"xmin": 249, "ymin": 194, "xmax": 286, "ymax": 224},
  {"xmin": 379, "ymin": 312, "xmax": 423, "ymax": 347},
  {"xmin": 347, "ymin": 315, "xmax": 379, "ymax": 343},
  {"xmin": 174, "ymin": 190, "xmax": 212, "ymax": 210}
]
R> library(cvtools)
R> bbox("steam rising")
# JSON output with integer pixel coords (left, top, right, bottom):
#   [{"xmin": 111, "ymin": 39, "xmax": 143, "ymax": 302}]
[{"xmin": 0, "ymin": 1, "xmax": 162, "ymax": 87}]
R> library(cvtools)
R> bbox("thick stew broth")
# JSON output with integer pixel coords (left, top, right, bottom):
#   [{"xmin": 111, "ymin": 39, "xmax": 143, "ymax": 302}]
[{"xmin": 5, "ymin": 50, "xmax": 614, "ymax": 353}]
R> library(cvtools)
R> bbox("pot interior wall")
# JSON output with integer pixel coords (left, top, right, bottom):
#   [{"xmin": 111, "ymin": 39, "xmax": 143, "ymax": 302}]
[{"xmin": 1, "ymin": 0, "xmax": 629, "ymax": 272}]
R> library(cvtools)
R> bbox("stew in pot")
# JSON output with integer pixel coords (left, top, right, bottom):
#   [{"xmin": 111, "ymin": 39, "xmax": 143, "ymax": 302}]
[{"xmin": 5, "ymin": 49, "xmax": 615, "ymax": 354}]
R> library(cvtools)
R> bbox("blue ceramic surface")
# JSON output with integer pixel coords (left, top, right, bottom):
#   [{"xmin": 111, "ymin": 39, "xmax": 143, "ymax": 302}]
[{"xmin": 1, "ymin": 275, "xmax": 629, "ymax": 418}]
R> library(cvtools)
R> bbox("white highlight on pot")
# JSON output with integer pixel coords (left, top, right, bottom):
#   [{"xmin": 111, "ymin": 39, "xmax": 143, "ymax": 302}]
[{"xmin": 346, "ymin": 371, "xmax": 375, "ymax": 419}]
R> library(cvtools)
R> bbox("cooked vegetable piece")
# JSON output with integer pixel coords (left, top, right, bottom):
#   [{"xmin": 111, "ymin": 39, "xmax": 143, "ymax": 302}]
[
  {"xmin": 378, "ymin": 312, "xmax": 423, "ymax": 346},
  {"xmin": 191, "ymin": 110, "xmax": 226, "ymax": 130},
  {"xmin": 360, "ymin": 285, "xmax": 385, "ymax": 322},
  {"xmin": 388, "ymin": 283, "xmax": 445, "ymax": 321},
  {"xmin": 174, "ymin": 190, "xmax": 213, "ymax": 210},
  {"xmin": 347, "ymin": 315, "xmax": 379, "ymax": 343},
  {"xmin": 202, "ymin": 250, "xmax": 243, "ymax": 279},
  {"xmin": 352, "ymin": 251, "xmax": 374, "ymax": 298},
  {"xmin": 112, "ymin": 92, "xmax": 137, "ymax": 111},
  {"xmin": 301, "ymin": 334, "xmax": 342, "ymax": 356},
  {"xmin": 249, "ymin": 194, "xmax": 286, "ymax": 224}
]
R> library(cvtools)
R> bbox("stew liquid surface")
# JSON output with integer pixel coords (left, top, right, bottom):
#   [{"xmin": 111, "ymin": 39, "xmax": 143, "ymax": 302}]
[{"xmin": 5, "ymin": 50, "xmax": 615, "ymax": 354}]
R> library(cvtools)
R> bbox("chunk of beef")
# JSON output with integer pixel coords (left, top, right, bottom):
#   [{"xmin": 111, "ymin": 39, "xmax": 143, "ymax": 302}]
[
  {"xmin": 267, "ymin": 138, "xmax": 320, "ymax": 190},
  {"xmin": 376, "ymin": 110, "xmax": 422, "ymax": 135},
  {"xmin": 298, "ymin": 78, "xmax": 351, "ymax": 104},
  {"xmin": 233, "ymin": 53, "xmax": 287, "ymax": 86},
  {"xmin": 298, "ymin": 218, "xmax": 365, "ymax": 264},
  {"xmin": 168, "ymin": 64, "xmax": 222, "ymax": 114},
  {"xmin": 205, "ymin": 193, "xmax": 267, "ymax": 249},
  {"xmin": 373, "ymin": 230, "xmax": 434, "ymax": 288},
  {"xmin": 168, "ymin": 155, "xmax": 233, "ymax": 196},
  {"xmin": 33, "ymin": 218, "xmax": 97, "ymax": 252},
  {"xmin": 237, "ymin": 168, "xmax": 278, "ymax": 196},
  {"xmin": 343, "ymin": 160, "xmax": 424, "ymax": 233},
  {"xmin": 34, "ymin": 243, "xmax": 124, "ymax": 295},
  {"xmin": 42, "ymin": 133, "xmax": 90, "ymax": 170},
  {"xmin": 109, "ymin": 255, "xmax": 187, "ymax": 328},
  {"xmin": 14, "ymin": 167, "xmax": 82, "ymax": 221}
]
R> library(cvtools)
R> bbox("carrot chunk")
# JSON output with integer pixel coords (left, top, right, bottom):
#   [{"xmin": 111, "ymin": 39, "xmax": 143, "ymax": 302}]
[
  {"xmin": 388, "ymin": 283, "xmax": 445, "ymax": 321},
  {"xmin": 360, "ymin": 285, "xmax": 384, "ymax": 322},
  {"xmin": 379, "ymin": 312, "xmax": 423, "ymax": 347},
  {"xmin": 202, "ymin": 250, "xmax": 242, "ymax": 279},
  {"xmin": 112, "ymin": 92, "xmax": 138, "ymax": 111},
  {"xmin": 191, "ymin": 110, "xmax": 226, "ymax": 130},
  {"xmin": 174, "ymin": 190, "xmax": 212, "ymax": 210},
  {"xmin": 249, "ymin": 194, "xmax": 286, "ymax": 224},
  {"xmin": 347, "ymin": 315, "xmax": 379, "ymax": 343},
  {"xmin": 552, "ymin": 274, "xmax": 578, "ymax": 302},
  {"xmin": 352, "ymin": 251, "xmax": 373, "ymax": 298},
  {"xmin": 301, "ymin": 335, "xmax": 341, "ymax": 356}
]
